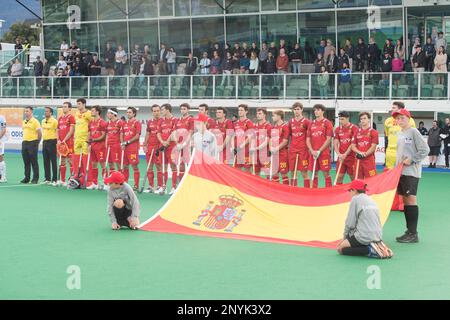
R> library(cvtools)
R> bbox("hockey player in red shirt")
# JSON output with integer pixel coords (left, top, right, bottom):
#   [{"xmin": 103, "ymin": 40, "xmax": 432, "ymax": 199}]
[
  {"xmin": 251, "ymin": 108, "xmax": 271, "ymax": 176},
  {"xmin": 214, "ymin": 107, "xmax": 234, "ymax": 164},
  {"xmin": 334, "ymin": 111, "xmax": 358, "ymax": 185},
  {"xmin": 351, "ymin": 112, "xmax": 378, "ymax": 180},
  {"xmin": 120, "ymin": 107, "xmax": 142, "ymax": 191},
  {"xmin": 269, "ymin": 110, "xmax": 290, "ymax": 184},
  {"xmin": 87, "ymin": 106, "xmax": 107, "ymax": 189},
  {"xmin": 105, "ymin": 108, "xmax": 123, "ymax": 175},
  {"xmin": 57, "ymin": 102, "xmax": 75, "ymax": 186},
  {"xmin": 157, "ymin": 104, "xmax": 178, "ymax": 195},
  {"xmin": 143, "ymin": 104, "xmax": 162, "ymax": 193},
  {"xmin": 173, "ymin": 103, "xmax": 194, "ymax": 189},
  {"xmin": 233, "ymin": 104, "xmax": 255, "ymax": 172},
  {"xmin": 306, "ymin": 104, "xmax": 334, "ymax": 188},
  {"xmin": 288, "ymin": 102, "xmax": 311, "ymax": 187},
  {"xmin": 198, "ymin": 103, "xmax": 217, "ymax": 130}
]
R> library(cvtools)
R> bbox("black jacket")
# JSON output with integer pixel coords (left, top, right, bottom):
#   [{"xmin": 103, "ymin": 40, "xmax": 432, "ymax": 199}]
[
  {"xmin": 383, "ymin": 44, "xmax": 395, "ymax": 58},
  {"xmin": 424, "ymin": 44, "xmax": 436, "ymax": 59},
  {"xmin": 381, "ymin": 56, "xmax": 392, "ymax": 72},
  {"xmin": 34, "ymin": 61, "xmax": 43, "ymax": 77},
  {"xmin": 185, "ymin": 58, "xmax": 197, "ymax": 75},
  {"xmin": 337, "ymin": 53, "xmax": 349, "ymax": 70},
  {"xmin": 289, "ymin": 47, "xmax": 304, "ymax": 62},
  {"xmin": 265, "ymin": 57, "xmax": 277, "ymax": 73},
  {"xmin": 367, "ymin": 43, "xmax": 380, "ymax": 61},
  {"xmin": 354, "ymin": 43, "xmax": 367, "ymax": 61},
  {"xmin": 412, "ymin": 51, "xmax": 426, "ymax": 68},
  {"xmin": 326, "ymin": 54, "xmax": 338, "ymax": 73},
  {"xmin": 344, "ymin": 45, "xmax": 354, "ymax": 59}
]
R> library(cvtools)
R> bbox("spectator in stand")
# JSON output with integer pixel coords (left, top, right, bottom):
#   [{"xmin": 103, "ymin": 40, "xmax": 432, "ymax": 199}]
[
  {"xmin": 339, "ymin": 62, "xmax": 352, "ymax": 97},
  {"xmin": 199, "ymin": 51, "xmax": 211, "ymax": 85},
  {"xmin": 115, "ymin": 45, "xmax": 127, "ymax": 76},
  {"xmin": 224, "ymin": 43, "xmax": 232, "ymax": 56},
  {"xmin": 395, "ymin": 39, "xmax": 405, "ymax": 61},
  {"xmin": 239, "ymin": 51, "xmax": 250, "ymax": 75},
  {"xmin": 232, "ymin": 52, "xmax": 240, "ymax": 74},
  {"xmin": 276, "ymin": 48, "xmax": 289, "ymax": 74},
  {"xmin": 314, "ymin": 53, "xmax": 325, "ymax": 73},
  {"xmin": 210, "ymin": 50, "xmax": 221, "ymax": 75},
  {"xmin": 143, "ymin": 44, "xmax": 151, "ymax": 59},
  {"xmin": 242, "ymin": 42, "xmax": 251, "ymax": 58},
  {"xmin": 250, "ymin": 42, "xmax": 260, "ymax": 57},
  {"xmin": 411, "ymin": 37, "xmax": 421, "ymax": 58},
  {"xmin": 249, "ymin": 51, "xmax": 259, "ymax": 75},
  {"xmin": 68, "ymin": 41, "xmax": 80, "ymax": 62},
  {"xmin": 131, "ymin": 44, "xmax": 143, "ymax": 75},
  {"xmin": 392, "ymin": 52, "xmax": 404, "ymax": 86},
  {"xmin": 433, "ymin": 46, "xmax": 447, "ymax": 85},
  {"xmin": 427, "ymin": 120, "xmax": 441, "ymax": 168},
  {"xmin": 210, "ymin": 43, "xmax": 222, "ymax": 62},
  {"xmin": 14, "ymin": 38, "xmax": 23, "ymax": 55},
  {"xmin": 324, "ymin": 39, "xmax": 336, "ymax": 61},
  {"xmin": 75, "ymin": 56, "xmax": 88, "ymax": 76},
  {"xmin": 338, "ymin": 48, "xmax": 349, "ymax": 71},
  {"xmin": 418, "ymin": 121, "xmax": 428, "ymax": 136},
  {"xmin": 66, "ymin": 63, "xmax": 75, "ymax": 77},
  {"xmin": 424, "ymin": 37, "xmax": 436, "ymax": 72},
  {"xmin": 89, "ymin": 54, "xmax": 102, "ymax": 86},
  {"xmin": 232, "ymin": 42, "xmax": 242, "ymax": 57},
  {"xmin": 317, "ymin": 65, "xmax": 329, "ymax": 99},
  {"xmin": 354, "ymin": 38, "xmax": 367, "ymax": 72},
  {"xmin": 60, "ymin": 40, "xmax": 69, "ymax": 59},
  {"xmin": 138, "ymin": 56, "xmax": 152, "ymax": 85},
  {"xmin": 34, "ymin": 56, "xmax": 43, "ymax": 77},
  {"xmin": 185, "ymin": 52, "xmax": 197, "ymax": 75},
  {"xmin": 367, "ymin": 37, "xmax": 380, "ymax": 72},
  {"xmin": 56, "ymin": 55, "xmax": 67, "ymax": 70},
  {"xmin": 412, "ymin": 45, "xmax": 426, "ymax": 73},
  {"xmin": 383, "ymin": 39, "xmax": 395, "ymax": 59},
  {"xmin": 279, "ymin": 39, "xmax": 288, "ymax": 55},
  {"xmin": 265, "ymin": 51, "xmax": 277, "ymax": 74},
  {"xmin": 167, "ymin": 47, "xmax": 177, "ymax": 75},
  {"xmin": 259, "ymin": 42, "xmax": 269, "ymax": 74},
  {"xmin": 11, "ymin": 58, "xmax": 23, "ymax": 77},
  {"xmin": 317, "ymin": 39, "xmax": 326, "ymax": 57},
  {"xmin": 103, "ymin": 42, "xmax": 116, "ymax": 76},
  {"xmin": 289, "ymin": 43, "xmax": 304, "ymax": 74},
  {"xmin": 158, "ymin": 43, "xmax": 168, "ymax": 75},
  {"xmin": 326, "ymin": 48, "xmax": 338, "ymax": 73},
  {"xmin": 221, "ymin": 51, "xmax": 233, "ymax": 86},
  {"xmin": 435, "ymin": 32, "xmax": 447, "ymax": 53},
  {"xmin": 381, "ymin": 52, "xmax": 392, "ymax": 82},
  {"xmin": 344, "ymin": 39, "xmax": 354, "ymax": 70},
  {"xmin": 269, "ymin": 42, "xmax": 278, "ymax": 58},
  {"xmin": 443, "ymin": 118, "xmax": 450, "ymax": 169}
]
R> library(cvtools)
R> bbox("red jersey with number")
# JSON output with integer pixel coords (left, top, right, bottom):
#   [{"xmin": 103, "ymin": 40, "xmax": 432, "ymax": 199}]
[
  {"xmin": 175, "ymin": 116, "xmax": 194, "ymax": 144},
  {"xmin": 215, "ymin": 119, "xmax": 234, "ymax": 145},
  {"xmin": 272, "ymin": 122, "xmax": 290, "ymax": 152},
  {"xmin": 159, "ymin": 116, "xmax": 177, "ymax": 142},
  {"xmin": 353, "ymin": 127, "xmax": 379, "ymax": 159},
  {"xmin": 146, "ymin": 118, "xmax": 161, "ymax": 147},
  {"xmin": 57, "ymin": 114, "xmax": 75, "ymax": 142},
  {"xmin": 89, "ymin": 118, "xmax": 107, "ymax": 143},
  {"xmin": 234, "ymin": 118, "xmax": 255, "ymax": 146},
  {"xmin": 106, "ymin": 119, "xmax": 123, "ymax": 147},
  {"xmin": 121, "ymin": 118, "xmax": 142, "ymax": 147},
  {"xmin": 289, "ymin": 117, "xmax": 310, "ymax": 153},
  {"xmin": 335, "ymin": 123, "xmax": 358, "ymax": 155},
  {"xmin": 255, "ymin": 121, "xmax": 272, "ymax": 146},
  {"xmin": 307, "ymin": 118, "xmax": 334, "ymax": 151}
]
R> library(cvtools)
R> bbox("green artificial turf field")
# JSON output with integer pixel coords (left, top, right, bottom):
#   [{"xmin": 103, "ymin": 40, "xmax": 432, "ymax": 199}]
[{"xmin": 1, "ymin": 152, "xmax": 450, "ymax": 299}]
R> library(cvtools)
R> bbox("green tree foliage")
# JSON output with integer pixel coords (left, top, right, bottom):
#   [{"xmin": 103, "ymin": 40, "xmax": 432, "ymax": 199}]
[{"xmin": 1, "ymin": 22, "xmax": 39, "ymax": 45}]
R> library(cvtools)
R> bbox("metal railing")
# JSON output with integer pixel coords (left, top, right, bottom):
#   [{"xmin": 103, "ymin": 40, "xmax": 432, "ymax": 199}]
[{"xmin": 0, "ymin": 72, "xmax": 448, "ymax": 101}]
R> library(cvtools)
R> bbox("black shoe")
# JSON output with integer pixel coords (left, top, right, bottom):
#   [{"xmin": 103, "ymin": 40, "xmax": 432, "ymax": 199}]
[
  {"xmin": 397, "ymin": 231, "xmax": 419, "ymax": 243},
  {"xmin": 30, "ymin": 180, "xmax": 39, "ymax": 184},
  {"xmin": 20, "ymin": 179, "xmax": 30, "ymax": 184},
  {"xmin": 428, "ymin": 164, "xmax": 433, "ymax": 168},
  {"xmin": 432, "ymin": 164, "xmax": 436, "ymax": 168}
]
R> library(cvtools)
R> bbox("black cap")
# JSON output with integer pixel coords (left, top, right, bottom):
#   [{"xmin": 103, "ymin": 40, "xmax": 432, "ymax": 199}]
[{"xmin": 338, "ymin": 111, "xmax": 350, "ymax": 118}]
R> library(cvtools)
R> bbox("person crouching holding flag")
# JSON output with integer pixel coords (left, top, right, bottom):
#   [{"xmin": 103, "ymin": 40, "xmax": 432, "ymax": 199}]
[
  {"xmin": 337, "ymin": 180, "xmax": 393, "ymax": 259},
  {"xmin": 104, "ymin": 171, "xmax": 140, "ymax": 230}
]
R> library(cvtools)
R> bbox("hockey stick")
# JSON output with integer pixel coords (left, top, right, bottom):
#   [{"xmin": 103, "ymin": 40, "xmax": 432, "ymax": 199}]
[
  {"xmin": 334, "ymin": 160, "xmax": 343, "ymax": 186},
  {"xmin": 139, "ymin": 148, "xmax": 154, "ymax": 194}
]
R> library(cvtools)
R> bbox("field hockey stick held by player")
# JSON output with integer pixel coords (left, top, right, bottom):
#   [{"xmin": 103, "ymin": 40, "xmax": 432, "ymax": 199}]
[
  {"xmin": 310, "ymin": 157, "xmax": 317, "ymax": 189},
  {"xmin": 139, "ymin": 148, "xmax": 154, "ymax": 194},
  {"xmin": 354, "ymin": 159, "xmax": 360, "ymax": 180},
  {"xmin": 84, "ymin": 149, "xmax": 91, "ymax": 188},
  {"xmin": 161, "ymin": 148, "xmax": 166, "ymax": 195},
  {"xmin": 176, "ymin": 148, "xmax": 182, "ymax": 178},
  {"xmin": 57, "ymin": 153, "xmax": 62, "ymax": 186},
  {"xmin": 291, "ymin": 153, "xmax": 299, "ymax": 186},
  {"xmin": 269, "ymin": 154, "xmax": 273, "ymax": 181},
  {"xmin": 334, "ymin": 160, "xmax": 343, "ymax": 186},
  {"xmin": 120, "ymin": 149, "xmax": 125, "ymax": 173}
]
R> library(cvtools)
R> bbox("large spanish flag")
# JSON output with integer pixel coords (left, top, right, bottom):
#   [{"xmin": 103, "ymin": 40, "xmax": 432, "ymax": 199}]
[{"xmin": 139, "ymin": 152, "xmax": 402, "ymax": 249}]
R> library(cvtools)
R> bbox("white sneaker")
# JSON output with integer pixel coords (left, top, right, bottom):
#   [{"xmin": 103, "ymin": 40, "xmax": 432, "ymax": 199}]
[
  {"xmin": 143, "ymin": 187, "xmax": 154, "ymax": 193},
  {"xmin": 51, "ymin": 181, "xmax": 58, "ymax": 186},
  {"xmin": 156, "ymin": 186, "xmax": 166, "ymax": 195},
  {"xmin": 169, "ymin": 188, "xmax": 176, "ymax": 195},
  {"xmin": 41, "ymin": 180, "xmax": 51, "ymax": 185},
  {"xmin": 86, "ymin": 184, "xmax": 98, "ymax": 190},
  {"xmin": 0, "ymin": 176, "xmax": 7, "ymax": 183}
]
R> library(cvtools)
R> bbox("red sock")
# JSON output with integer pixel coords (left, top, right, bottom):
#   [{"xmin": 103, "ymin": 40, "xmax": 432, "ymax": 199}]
[
  {"xmin": 313, "ymin": 177, "xmax": 318, "ymax": 188},
  {"xmin": 133, "ymin": 169, "xmax": 140, "ymax": 188},
  {"xmin": 60, "ymin": 165, "xmax": 67, "ymax": 182},
  {"xmin": 148, "ymin": 168, "xmax": 155, "ymax": 188},
  {"xmin": 325, "ymin": 176, "xmax": 332, "ymax": 188},
  {"xmin": 92, "ymin": 168, "xmax": 99, "ymax": 185},
  {"xmin": 172, "ymin": 171, "xmax": 177, "ymax": 189},
  {"xmin": 101, "ymin": 168, "xmax": 107, "ymax": 181},
  {"xmin": 123, "ymin": 168, "xmax": 130, "ymax": 182},
  {"xmin": 336, "ymin": 182, "xmax": 343, "ymax": 185},
  {"xmin": 157, "ymin": 170, "xmax": 163, "ymax": 188},
  {"xmin": 304, "ymin": 179, "xmax": 310, "ymax": 188},
  {"xmin": 282, "ymin": 174, "xmax": 289, "ymax": 185}
]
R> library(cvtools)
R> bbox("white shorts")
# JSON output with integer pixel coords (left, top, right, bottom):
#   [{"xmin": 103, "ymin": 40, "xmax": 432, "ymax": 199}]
[{"xmin": 0, "ymin": 140, "xmax": 4, "ymax": 155}]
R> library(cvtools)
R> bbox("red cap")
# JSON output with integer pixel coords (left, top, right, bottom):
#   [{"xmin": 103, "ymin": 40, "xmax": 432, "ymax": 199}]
[
  {"xmin": 104, "ymin": 171, "xmax": 125, "ymax": 185},
  {"xmin": 348, "ymin": 179, "xmax": 368, "ymax": 192},
  {"xmin": 392, "ymin": 109, "xmax": 411, "ymax": 119},
  {"xmin": 194, "ymin": 113, "xmax": 209, "ymax": 123}
]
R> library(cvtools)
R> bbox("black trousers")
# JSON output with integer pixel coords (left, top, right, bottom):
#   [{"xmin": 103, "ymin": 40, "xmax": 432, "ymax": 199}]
[
  {"xmin": 445, "ymin": 143, "xmax": 450, "ymax": 167},
  {"xmin": 113, "ymin": 204, "xmax": 132, "ymax": 227},
  {"xmin": 22, "ymin": 140, "xmax": 39, "ymax": 182},
  {"xmin": 43, "ymin": 139, "xmax": 57, "ymax": 182}
]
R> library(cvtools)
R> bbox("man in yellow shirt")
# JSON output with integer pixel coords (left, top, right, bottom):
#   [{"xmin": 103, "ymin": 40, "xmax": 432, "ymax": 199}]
[
  {"xmin": 21, "ymin": 107, "xmax": 42, "ymax": 184},
  {"xmin": 73, "ymin": 98, "xmax": 92, "ymax": 187},
  {"xmin": 42, "ymin": 107, "xmax": 58, "ymax": 185},
  {"xmin": 384, "ymin": 101, "xmax": 416, "ymax": 211}
]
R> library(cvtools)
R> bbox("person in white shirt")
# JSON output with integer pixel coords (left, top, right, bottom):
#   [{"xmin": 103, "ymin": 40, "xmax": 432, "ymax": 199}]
[
  {"xmin": 60, "ymin": 40, "xmax": 69, "ymax": 59},
  {"xmin": 56, "ymin": 55, "xmax": 67, "ymax": 70}
]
